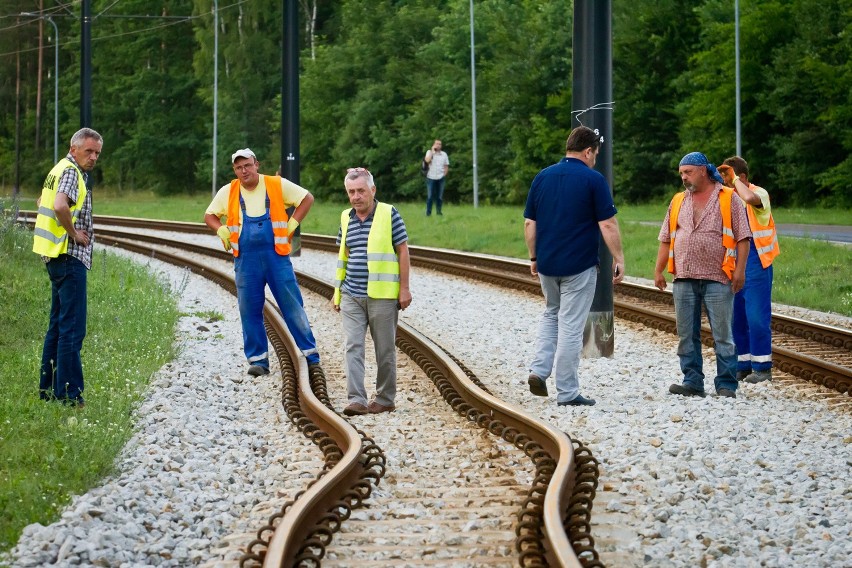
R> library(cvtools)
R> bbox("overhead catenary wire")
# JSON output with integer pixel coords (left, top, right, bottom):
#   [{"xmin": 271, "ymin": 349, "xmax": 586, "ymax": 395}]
[{"xmin": 0, "ymin": 0, "xmax": 250, "ymax": 59}]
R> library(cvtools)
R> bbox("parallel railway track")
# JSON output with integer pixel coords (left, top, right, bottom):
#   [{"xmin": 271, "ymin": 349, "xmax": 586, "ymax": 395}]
[{"xmin": 22, "ymin": 210, "xmax": 850, "ymax": 393}]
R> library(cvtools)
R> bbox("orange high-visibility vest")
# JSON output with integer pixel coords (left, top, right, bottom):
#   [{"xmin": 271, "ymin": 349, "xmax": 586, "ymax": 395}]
[
  {"xmin": 745, "ymin": 184, "xmax": 779, "ymax": 268},
  {"xmin": 225, "ymin": 175, "xmax": 291, "ymax": 257},
  {"xmin": 667, "ymin": 187, "xmax": 737, "ymax": 279}
]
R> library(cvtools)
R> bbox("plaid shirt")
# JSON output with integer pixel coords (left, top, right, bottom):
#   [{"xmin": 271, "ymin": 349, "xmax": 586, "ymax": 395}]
[
  {"xmin": 658, "ymin": 185, "xmax": 751, "ymax": 284},
  {"xmin": 45, "ymin": 154, "xmax": 94, "ymax": 269}
]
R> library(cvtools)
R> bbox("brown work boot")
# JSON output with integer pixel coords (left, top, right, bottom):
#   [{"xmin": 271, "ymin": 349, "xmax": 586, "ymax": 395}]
[
  {"xmin": 367, "ymin": 401, "xmax": 396, "ymax": 414},
  {"xmin": 343, "ymin": 402, "xmax": 369, "ymax": 416}
]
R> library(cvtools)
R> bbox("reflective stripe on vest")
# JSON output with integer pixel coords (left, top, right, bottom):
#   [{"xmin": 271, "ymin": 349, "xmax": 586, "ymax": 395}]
[
  {"xmin": 745, "ymin": 184, "xmax": 779, "ymax": 268},
  {"xmin": 225, "ymin": 175, "xmax": 291, "ymax": 257},
  {"xmin": 667, "ymin": 188, "xmax": 737, "ymax": 279},
  {"xmin": 32, "ymin": 159, "xmax": 87, "ymax": 258},
  {"xmin": 333, "ymin": 202, "xmax": 399, "ymax": 305}
]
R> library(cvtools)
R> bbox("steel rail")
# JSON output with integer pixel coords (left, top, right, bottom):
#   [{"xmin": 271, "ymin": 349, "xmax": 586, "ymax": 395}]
[
  {"xmin": 81, "ymin": 233, "xmax": 380, "ymax": 567},
  {"xmin": 80, "ymin": 226, "xmax": 600, "ymax": 566}
]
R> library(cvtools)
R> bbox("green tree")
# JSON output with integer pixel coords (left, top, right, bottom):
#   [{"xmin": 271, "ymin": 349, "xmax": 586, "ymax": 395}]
[{"xmin": 612, "ymin": 0, "xmax": 703, "ymax": 202}]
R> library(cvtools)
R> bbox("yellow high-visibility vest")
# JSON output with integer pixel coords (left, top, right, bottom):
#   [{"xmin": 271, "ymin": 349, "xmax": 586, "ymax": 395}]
[
  {"xmin": 667, "ymin": 187, "xmax": 737, "ymax": 279},
  {"xmin": 333, "ymin": 202, "xmax": 400, "ymax": 305},
  {"xmin": 32, "ymin": 159, "xmax": 87, "ymax": 258}
]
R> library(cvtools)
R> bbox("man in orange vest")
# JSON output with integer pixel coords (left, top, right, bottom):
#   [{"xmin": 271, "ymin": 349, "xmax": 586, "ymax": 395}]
[
  {"xmin": 204, "ymin": 148, "xmax": 320, "ymax": 377},
  {"xmin": 719, "ymin": 157, "xmax": 779, "ymax": 384},
  {"xmin": 654, "ymin": 152, "xmax": 752, "ymax": 399}
]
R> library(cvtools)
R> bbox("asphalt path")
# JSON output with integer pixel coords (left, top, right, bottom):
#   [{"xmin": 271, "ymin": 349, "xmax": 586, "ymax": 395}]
[{"xmin": 775, "ymin": 224, "xmax": 852, "ymax": 244}]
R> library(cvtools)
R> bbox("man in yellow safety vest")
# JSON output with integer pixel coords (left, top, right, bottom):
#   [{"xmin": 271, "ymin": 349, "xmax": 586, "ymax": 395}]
[
  {"xmin": 33, "ymin": 127, "xmax": 103, "ymax": 408},
  {"xmin": 333, "ymin": 167, "xmax": 411, "ymax": 416}
]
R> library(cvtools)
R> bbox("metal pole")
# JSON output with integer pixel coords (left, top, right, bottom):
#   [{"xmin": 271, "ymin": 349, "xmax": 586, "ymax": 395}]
[
  {"xmin": 573, "ymin": 0, "xmax": 614, "ymax": 358},
  {"xmin": 21, "ymin": 12, "xmax": 59, "ymax": 163},
  {"xmin": 734, "ymin": 0, "xmax": 741, "ymax": 156},
  {"xmin": 282, "ymin": 0, "xmax": 299, "ymax": 183},
  {"xmin": 47, "ymin": 17, "xmax": 58, "ymax": 163},
  {"xmin": 81, "ymin": 0, "xmax": 92, "ymax": 128},
  {"xmin": 212, "ymin": 0, "xmax": 218, "ymax": 197},
  {"xmin": 469, "ymin": 0, "xmax": 479, "ymax": 208}
]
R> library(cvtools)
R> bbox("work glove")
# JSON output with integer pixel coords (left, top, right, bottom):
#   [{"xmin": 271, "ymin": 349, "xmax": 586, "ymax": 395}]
[
  {"xmin": 287, "ymin": 218, "xmax": 300, "ymax": 237},
  {"xmin": 216, "ymin": 225, "xmax": 232, "ymax": 251},
  {"xmin": 717, "ymin": 164, "xmax": 736, "ymax": 187}
]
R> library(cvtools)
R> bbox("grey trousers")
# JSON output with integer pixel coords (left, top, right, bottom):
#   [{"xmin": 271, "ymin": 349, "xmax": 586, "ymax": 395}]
[
  {"xmin": 529, "ymin": 266, "xmax": 597, "ymax": 402},
  {"xmin": 340, "ymin": 293, "xmax": 399, "ymax": 406}
]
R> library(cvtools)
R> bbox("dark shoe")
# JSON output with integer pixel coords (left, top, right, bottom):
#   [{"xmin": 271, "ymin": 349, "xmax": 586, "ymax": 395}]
[
  {"xmin": 528, "ymin": 375, "xmax": 548, "ymax": 397},
  {"xmin": 558, "ymin": 394, "xmax": 596, "ymax": 406},
  {"xmin": 248, "ymin": 365, "xmax": 270, "ymax": 377},
  {"xmin": 343, "ymin": 402, "xmax": 370, "ymax": 416},
  {"xmin": 669, "ymin": 383, "xmax": 707, "ymax": 398},
  {"xmin": 745, "ymin": 370, "xmax": 772, "ymax": 384},
  {"xmin": 367, "ymin": 401, "xmax": 396, "ymax": 414},
  {"xmin": 736, "ymin": 370, "xmax": 751, "ymax": 381},
  {"xmin": 717, "ymin": 388, "xmax": 736, "ymax": 398}
]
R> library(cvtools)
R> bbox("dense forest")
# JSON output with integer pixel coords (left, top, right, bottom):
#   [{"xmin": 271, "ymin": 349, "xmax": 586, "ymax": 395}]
[{"xmin": 1, "ymin": 0, "xmax": 849, "ymax": 206}]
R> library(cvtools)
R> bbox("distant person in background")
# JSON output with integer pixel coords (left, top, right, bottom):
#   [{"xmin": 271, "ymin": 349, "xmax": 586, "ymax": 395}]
[
  {"xmin": 205, "ymin": 148, "xmax": 320, "ymax": 376},
  {"xmin": 718, "ymin": 156, "xmax": 779, "ymax": 384},
  {"xmin": 654, "ymin": 152, "xmax": 751, "ymax": 399},
  {"xmin": 424, "ymin": 139, "xmax": 449, "ymax": 216},
  {"xmin": 333, "ymin": 167, "xmax": 411, "ymax": 416},
  {"xmin": 33, "ymin": 127, "xmax": 103, "ymax": 408},
  {"xmin": 523, "ymin": 126, "xmax": 625, "ymax": 407}
]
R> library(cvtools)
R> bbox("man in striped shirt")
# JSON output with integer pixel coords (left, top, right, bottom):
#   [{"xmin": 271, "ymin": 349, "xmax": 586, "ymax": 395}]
[{"xmin": 333, "ymin": 168, "xmax": 411, "ymax": 416}]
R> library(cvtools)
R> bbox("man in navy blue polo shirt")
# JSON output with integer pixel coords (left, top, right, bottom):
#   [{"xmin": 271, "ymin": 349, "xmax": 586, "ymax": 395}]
[{"xmin": 523, "ymin": 126, "xmax": 625, "ymax": 407}]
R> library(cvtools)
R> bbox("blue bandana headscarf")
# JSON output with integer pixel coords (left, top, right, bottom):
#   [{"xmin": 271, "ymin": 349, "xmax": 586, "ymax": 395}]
[{"xmin": 679, "ymin": 152, "xmax": 724, "ymax": 184}]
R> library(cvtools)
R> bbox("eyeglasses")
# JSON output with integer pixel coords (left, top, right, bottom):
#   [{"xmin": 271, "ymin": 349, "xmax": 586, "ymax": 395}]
[{"xmin": 233, "ymin": 163, "xmax": 257, "ymax": 173}]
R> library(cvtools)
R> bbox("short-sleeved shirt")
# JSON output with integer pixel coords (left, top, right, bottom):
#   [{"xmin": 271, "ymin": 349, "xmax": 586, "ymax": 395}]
[
  {"xmin": 523, "ymin": 157, "xmax": 617, "ymax": 277},
  {"xmin": 51, "ymin": 154, "xmax": 94, "ymax": 269},
  {"xmin": 335, "ymin": 200, "xmax": 408, "ymax": 298},
  {"xmin": 426, "ymin": 151, "xmax": 450, "ymax": 180},
  {"xmin": 747, "ymin": 184, "xmax": 772, "ymax": 226},
  {"xmin": 205, "ymin": 175, "xmax": 308, "ymax": 220},
  {"xmin": 658, "ymin": 185, "xmax": 752, "ymax": 284}
]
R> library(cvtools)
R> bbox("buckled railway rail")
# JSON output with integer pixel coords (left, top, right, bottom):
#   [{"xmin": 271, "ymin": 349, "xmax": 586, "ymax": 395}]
[
  {"xmin": 17, "ymin": 212, "xmax": 851, "ymax": 567},
  {"xmin": 18, "ymin": 212, "xmax": 604, "ymax": 567}
]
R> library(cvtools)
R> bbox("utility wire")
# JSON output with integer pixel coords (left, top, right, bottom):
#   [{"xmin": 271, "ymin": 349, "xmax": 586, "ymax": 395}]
[{"xmin": 0, "ymin": 0, "xmax": 250, "ymax": 59}]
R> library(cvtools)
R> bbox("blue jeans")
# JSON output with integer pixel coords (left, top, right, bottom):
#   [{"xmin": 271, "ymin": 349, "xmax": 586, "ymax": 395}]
[
  {"xmin": 234, "ymin": 210, "xmax": 320, "ymax": 368},
  {"xmin": 673, "ymin": 279, "xmax": 737, "ymax": 393},
  {"xmin": 426, "ymin": 177, "xmax": 445, "ymax": 215},
  {"xmin": 733, "ymin": 240, "xmax": 773, "ymax": 372},
  {"xmin": 40, "ymin": 255, "xmax": 88, "ymax": 404},
  {"xmin": 529, "ymin": 266, "xmax": 597, "ymax": 402}
]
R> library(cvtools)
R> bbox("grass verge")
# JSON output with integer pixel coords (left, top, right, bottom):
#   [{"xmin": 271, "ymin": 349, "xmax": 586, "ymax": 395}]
[{"xmin": 0, "ymin": 215, "xmax": 181, "ymax": 553}]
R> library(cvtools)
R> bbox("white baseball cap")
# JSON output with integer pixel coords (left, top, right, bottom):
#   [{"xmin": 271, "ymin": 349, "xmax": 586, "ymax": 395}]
[{"xmin": 231, "ymin": 148, "xmax": 256, "ymax": 163}]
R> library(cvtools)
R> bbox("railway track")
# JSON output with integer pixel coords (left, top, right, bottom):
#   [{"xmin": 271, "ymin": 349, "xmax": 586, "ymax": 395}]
[
  {"xmin": 14, "ymin": 212, "xmax": 851, "ymax": 567},
  {"xmin": 36, "ymin": 218, "xmax": 602, "ymax": 567}
]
